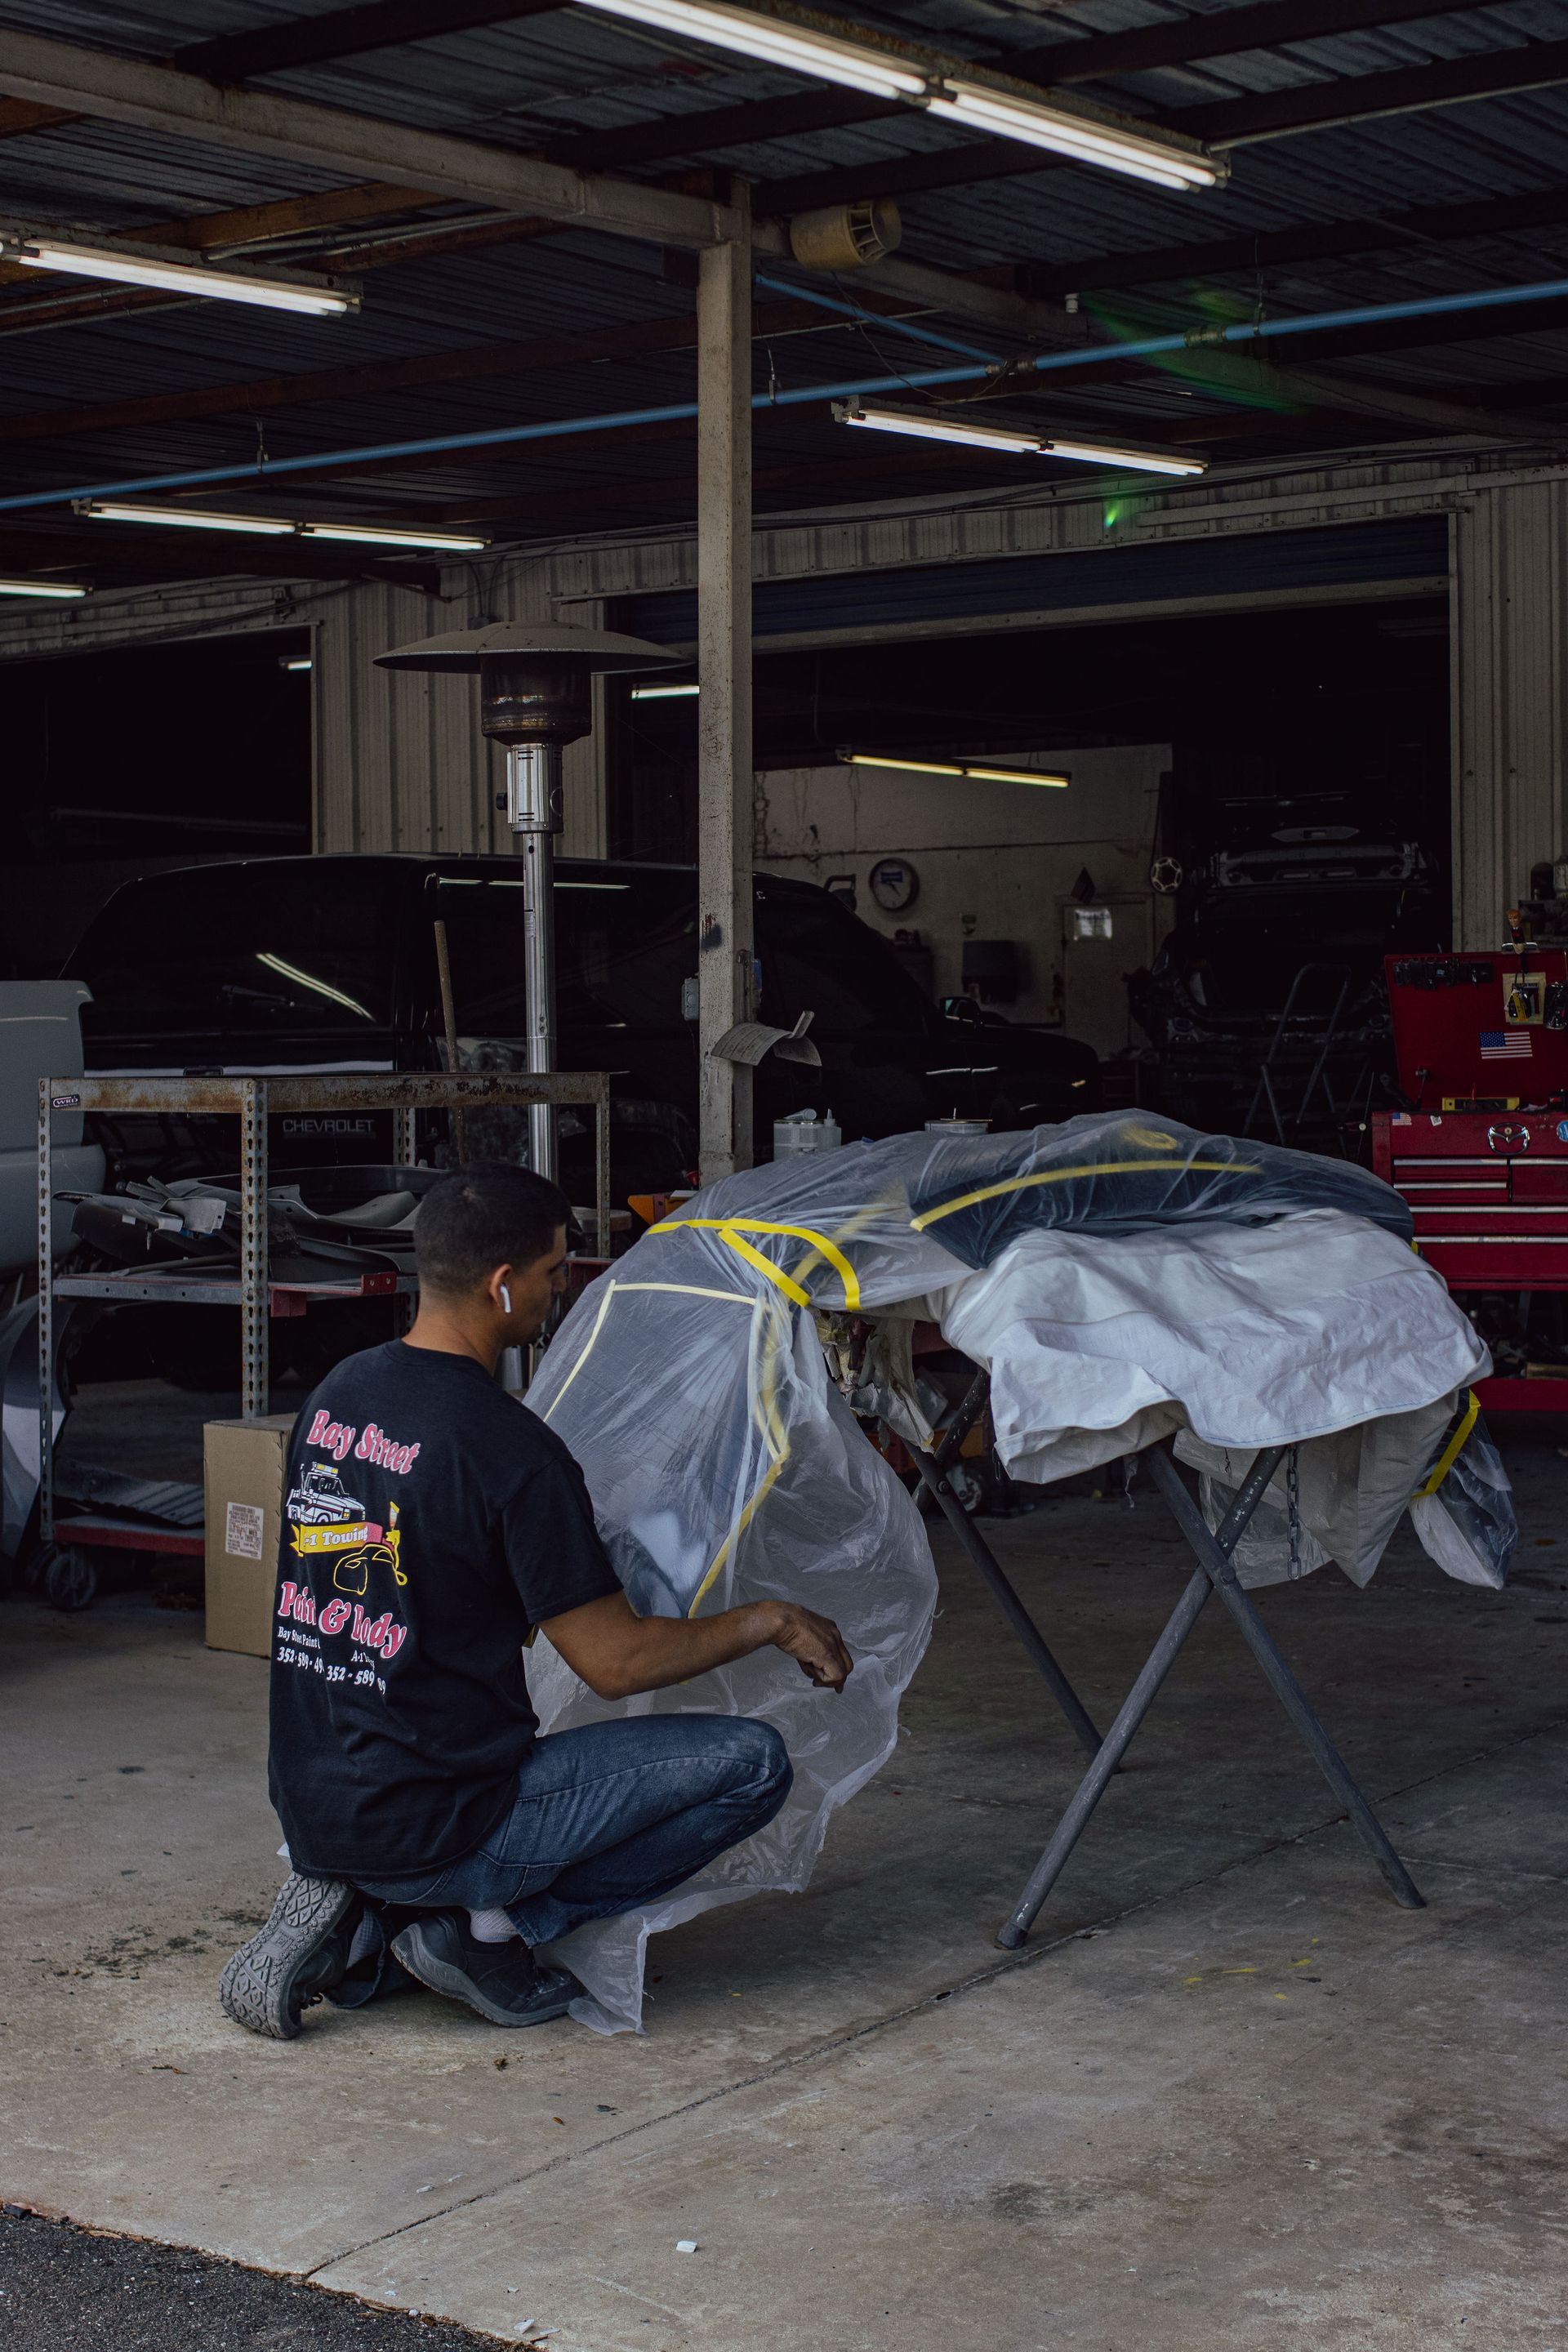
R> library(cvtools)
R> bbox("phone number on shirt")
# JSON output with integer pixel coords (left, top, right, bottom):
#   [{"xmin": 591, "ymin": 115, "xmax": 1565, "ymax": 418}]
[{"xmin": 274, "ymin": 1647, "xmax": 385, "ymax": 1695}]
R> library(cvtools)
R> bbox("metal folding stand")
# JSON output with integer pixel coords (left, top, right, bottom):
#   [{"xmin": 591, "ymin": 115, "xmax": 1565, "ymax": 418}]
[
  {"xmin": 899, "ymin": 1372, "xmax": 1427, "ymax": 1950},
  {"xmin": 906, "ymin": 1370, "xmax": 1103, "ymax": 1766}
]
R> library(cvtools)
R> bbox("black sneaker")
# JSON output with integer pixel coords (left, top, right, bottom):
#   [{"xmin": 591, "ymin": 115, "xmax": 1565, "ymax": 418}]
[
  {"xmin": 219, "ymin": 1873, "xmax": 362, "ymax": 2041},
  {"xmin": 390, "ymin": 1913, "xmax": 580, "ymax": 2028}
]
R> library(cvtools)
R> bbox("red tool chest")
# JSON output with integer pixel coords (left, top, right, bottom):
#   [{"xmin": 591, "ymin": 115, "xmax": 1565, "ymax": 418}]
[
  {"xmin": 1385, "ymin": 947, "xmax": 1568, "ymax": 1106},
  {"xmin": 1371, "ymin": 1108, "xmax": 1568, "ymax": 1412}
]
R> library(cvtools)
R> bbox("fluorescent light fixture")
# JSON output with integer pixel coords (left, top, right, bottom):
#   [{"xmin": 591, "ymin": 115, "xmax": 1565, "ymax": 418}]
[
  {"xmin": 630, "ymin": 681, "xmax": 700, "ymax": 699},
  {"xmin": 74, "ymin": 500, "xmax": 488, "ymax": 549},
  {"xmin": 833, "ymin": 400, "xmax": 1205, "ymax": 475},
  {"xmin": 925, "ymin": 82, "xmax": 1220, "ymax": 189},
  {"xmin": 568, "ymin": 0, "xmax": 1221, "ymax": 188},
  {"xmin": 0, "ymin": 576, "xmax": 87, "ymax": 599},
  {"xmin": 556, "ymin": 880, "xmax": 631, "ymax": 890},
  {"xmin": 299, "ymin": 521, "xmax": 489, "ymax": 551},
  {"xmin": 834, "ymin": 398, "xmax": 1044, "ymax": 454},
  {"xmin": 845, "ymin": 751, "xmax": 1070, "ymax": 789},
  {"xmin": 573, "ymin": 0, "xmax": 928, "ymax": 100},
  {"xmin": 279, "ymin": 656, "xmax": 313, "ymax": 672},
  {"xmin": 256, "ymin": 951, "xmax": 372, "ymax": 1020},
  {"xmin": 76, "ymin": 500, "xmax": 295, "ymax": 535},
  {"xmin": 2, "ymin": 232, "xmax": 358, "ymax": 315},
  {"xmin": 1044, "ymin": 437, "xmax": 1205, "ymax": 478}
]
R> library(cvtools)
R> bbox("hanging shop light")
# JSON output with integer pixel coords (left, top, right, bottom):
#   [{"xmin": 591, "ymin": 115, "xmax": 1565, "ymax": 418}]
[
  {"xmin": 1040, "ymin": 436, "xmax": 1206, "ymax": 477},
  {"xmin": 77, "ymin": 501, "xmax": 296, "ymax": 536},
  {"xmin": 0, "ymin": 229, "xmax": 359, "ymax": 315},
  {"xmin": 832, "ymin": 399, "xmax": 1205, "ymax": 474},
  {"xmin": 0, "ymin": 576, "xmax": 87, "ymax": 598},
  {"xmin": 297, "ymin": 521, "xmax": 492, "ymax": 550},
  {"xmin": 73, "ymin": 500, "xmax": 488, "ymax": 550},
  {"xmin": 922, "ymin": 82, "xmax": 1219, "ymax": 189},
  {"xmin": 630, "ymin": 680, "xmax": 701, "ymax": 699},
  {"xmin": 570, "ymin": 0, "xmax": 1222, "ymax": 188},
  {"xmin": 835, "ymin": 399, "xmax": 1045, "ymax": 455},
  {"xmin": 844, "ymin": 751, "xmax": 1070, "ymax": 789},
  {"xmin": 573, "ymin": 0, "xmax": 929, "ymax": 100}
]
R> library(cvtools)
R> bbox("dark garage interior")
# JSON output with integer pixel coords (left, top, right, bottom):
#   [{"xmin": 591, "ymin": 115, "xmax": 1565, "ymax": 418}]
[{"xmin": 2, "ymin": 5, "xmax": 1567, "ymax": 2348}]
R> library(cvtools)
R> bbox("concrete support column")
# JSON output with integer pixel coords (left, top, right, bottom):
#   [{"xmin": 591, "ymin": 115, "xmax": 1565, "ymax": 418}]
[
  {"xmin": 1453, "ymin": 482, "xmax": 1568, "ymax": 945},
  {"xmin": 696, "ymin": 194, "xmax": 754, "ymax": 1186},
  {"xmin": 562, "ymin": 598, "xmax": 611, "ymax": 861}
]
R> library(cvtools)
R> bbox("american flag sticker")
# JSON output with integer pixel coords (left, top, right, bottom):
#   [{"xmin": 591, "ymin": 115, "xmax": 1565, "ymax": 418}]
[{"xmin": 1480, "ymin": 1029, "xmax": 1533, "ymax": 1059}]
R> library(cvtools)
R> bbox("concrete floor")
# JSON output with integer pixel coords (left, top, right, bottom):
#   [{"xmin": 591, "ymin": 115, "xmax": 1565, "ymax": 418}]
[{"xmin": 3, "ymin": 1391, "xmax": 1568, "ymax": 2349}]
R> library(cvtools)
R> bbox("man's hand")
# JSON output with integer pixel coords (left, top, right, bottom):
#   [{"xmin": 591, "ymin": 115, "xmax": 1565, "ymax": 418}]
[{"xmin": 768, "ymin": 1601, "xmax": 854, "ymax": 1693}]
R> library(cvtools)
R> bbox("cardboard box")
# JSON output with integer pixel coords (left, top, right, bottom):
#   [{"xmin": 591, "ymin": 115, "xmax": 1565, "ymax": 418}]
[{"xmin": 204, "ymin": 1414, "xmax": 296, "ymax": 1658}]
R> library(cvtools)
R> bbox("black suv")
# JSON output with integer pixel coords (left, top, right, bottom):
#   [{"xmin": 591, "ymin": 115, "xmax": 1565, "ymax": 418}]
[{"xmin": 65, "ymin": 855, "xmax": 1098, "ymax": 1196}]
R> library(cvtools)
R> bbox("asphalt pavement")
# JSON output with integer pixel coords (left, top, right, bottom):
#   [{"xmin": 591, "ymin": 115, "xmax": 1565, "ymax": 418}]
[{"xmin": 0, "ymin": 2208, "xmax": 511, "ymax": 2350}]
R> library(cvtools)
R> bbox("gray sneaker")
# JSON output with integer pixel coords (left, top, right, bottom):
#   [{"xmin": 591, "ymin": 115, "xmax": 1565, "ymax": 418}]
[
  {"xmin": 219, "ymin": 1872, "xmax": 361, "ymax": 2040},
  {"xmin": 391, "ymin": 1913, "xmax": 580, "ymax": 2028}
]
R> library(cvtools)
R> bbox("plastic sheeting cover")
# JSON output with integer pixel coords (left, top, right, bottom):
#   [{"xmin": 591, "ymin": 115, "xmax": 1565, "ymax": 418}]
[{"xmin": 523, "ymin": 1114, "xmax": 1508, "ymax": 2029}]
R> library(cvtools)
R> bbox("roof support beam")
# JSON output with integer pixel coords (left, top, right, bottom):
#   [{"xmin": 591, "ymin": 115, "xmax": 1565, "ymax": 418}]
[
  {"xmin": 0, "ymin": 180, "xmax": 439, "ymax": 290},
  {"xmin": 1004, "ymin": 185, "xmax": 1568, "ymax": 304},
  {"xmin": 0, "ymin": 1, "xmax": 565, "ymax": 143},
  {"xmin": 1002, "ymin": 0, "xmax": 1480, "ymax": 87},
  {"xmin": 532, "ymin": 3, "xmax": 1488, "ymax": 188},
  {"xmin": 0, "ymin": 26, "xmax": 741, "ymax": 250},
  {"xmin": 175, "ymin": 0, "xmax": 564, "ymax": 84},
  {"xmin": 0, "ymin": 31, "xmax": 1086, "ymax": 340},
  {"xmin": 0, "ymin": 289, "xmax": 959, "ymax": 444},
  {"xmin": 758, "ymin": 37, "xmax": 1568, "ymax": 213}
]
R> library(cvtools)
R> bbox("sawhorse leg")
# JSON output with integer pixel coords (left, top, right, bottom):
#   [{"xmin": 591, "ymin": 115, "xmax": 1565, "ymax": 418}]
[
  {"xmin": 996, "ymin": 1442, "xmax": 1425, "ymax": 1949},
  {"xmin": 901, "ymin": 1371, "xmax": 1103, "ymax": 1765}
]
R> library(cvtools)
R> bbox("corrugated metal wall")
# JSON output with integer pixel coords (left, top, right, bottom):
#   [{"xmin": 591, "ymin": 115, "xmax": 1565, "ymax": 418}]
[
  {"xmin": 312, "ymin": 571, "xmax": 609, "ymax": 862},
  {"xmin": 1453, "ymin": 480, "xmax": 1568, "ymax": 947},
  {"xmin": 3, "ymin": 446, "xmax": 1566, "ymax": 944}
]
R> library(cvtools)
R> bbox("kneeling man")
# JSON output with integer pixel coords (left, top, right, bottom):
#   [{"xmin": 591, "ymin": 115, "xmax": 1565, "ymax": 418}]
[{"xmin": 221, "ymin": 1163, "xmax": 851, "ymax": 2037}]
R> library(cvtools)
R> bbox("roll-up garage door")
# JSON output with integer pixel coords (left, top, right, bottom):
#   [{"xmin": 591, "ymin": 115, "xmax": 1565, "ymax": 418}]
[{"xmin": 621, "ymin": 515, "xmax": 1450, "ymax": 651}]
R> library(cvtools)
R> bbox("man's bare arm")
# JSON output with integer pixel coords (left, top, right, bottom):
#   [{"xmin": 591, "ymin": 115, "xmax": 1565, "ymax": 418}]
[{"xmin": 537, "ymin": 1592, "xmax": 853, "ymax": 1703}]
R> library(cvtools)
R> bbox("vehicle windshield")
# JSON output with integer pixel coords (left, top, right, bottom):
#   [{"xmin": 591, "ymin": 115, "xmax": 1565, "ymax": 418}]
[
  {"xmin": 758, "ymin": 890, "xmax": 930, "ymax": 1035},
  {"xmin": 67, "ymin": 864, "xmax": 403, "ymax": 1039},
  {"xmin": 432, "ymin": 870, "xmax": 699, "ymax": 1036}
]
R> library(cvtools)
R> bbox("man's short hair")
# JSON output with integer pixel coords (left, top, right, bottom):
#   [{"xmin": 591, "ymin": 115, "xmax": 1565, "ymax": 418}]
[{"xmin": 413, "ymin": 1163, "xmax": 571, "ymax": 1296}]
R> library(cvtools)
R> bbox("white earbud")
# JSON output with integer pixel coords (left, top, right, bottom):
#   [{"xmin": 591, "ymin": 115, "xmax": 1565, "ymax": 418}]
[{"xmin": 499, "ymin": 1285, "xmax": 512, "ymax": 1314}]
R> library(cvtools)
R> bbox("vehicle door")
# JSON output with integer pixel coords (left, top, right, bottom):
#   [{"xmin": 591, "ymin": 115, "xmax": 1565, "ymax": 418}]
[{"xmin": 753, "ymin": 884, "xmax": 931, "ymax": 1143}]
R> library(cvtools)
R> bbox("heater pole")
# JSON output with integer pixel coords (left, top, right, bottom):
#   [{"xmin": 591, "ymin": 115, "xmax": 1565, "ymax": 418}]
[
  {"xmin": 507, "ymin": 741, "xmax": 562, "ymax": 1183},
  {"xmin": 697, "ymin": 191, "xmax": 754, "ymax": 1187}
]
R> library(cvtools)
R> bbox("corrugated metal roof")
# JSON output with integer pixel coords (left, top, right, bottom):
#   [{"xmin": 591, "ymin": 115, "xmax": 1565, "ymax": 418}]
[{"xmin": 2, "ymin": 0, "xmax": 1568, "ymax": 589}]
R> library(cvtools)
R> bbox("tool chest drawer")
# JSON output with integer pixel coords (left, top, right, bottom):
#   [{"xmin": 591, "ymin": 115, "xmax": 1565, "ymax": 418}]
[{"xmin": 1372, "ymin": 1111, "xmax": 1568, "ymax": 1285}]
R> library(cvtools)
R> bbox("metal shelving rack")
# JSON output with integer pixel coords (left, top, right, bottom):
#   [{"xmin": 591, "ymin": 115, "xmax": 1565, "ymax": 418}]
[{"xmin": 37, "ymin": 1070, "xmax": 612, "ymax": 1553}]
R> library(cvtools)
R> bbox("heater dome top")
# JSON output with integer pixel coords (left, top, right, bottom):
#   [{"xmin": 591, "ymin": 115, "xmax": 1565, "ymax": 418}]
[{"xmin": 375, "ymin": 619, "xmax": 682, "ymax": 675}]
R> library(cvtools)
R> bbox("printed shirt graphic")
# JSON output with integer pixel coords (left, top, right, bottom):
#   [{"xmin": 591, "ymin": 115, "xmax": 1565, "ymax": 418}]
[{"xmin": 267, "ymin": 1341, "xmax": 623, "ymax": 1880}]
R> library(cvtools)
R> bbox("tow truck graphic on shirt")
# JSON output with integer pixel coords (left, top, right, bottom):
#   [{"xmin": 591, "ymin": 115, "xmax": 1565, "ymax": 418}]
[
  {"xmin": 287, "ymin": 1461, "xmax": 366, "ymax": 1525},
  {"xmin": 286, "ymin": 1462, "xmax": 408, "ymax": 1592}
]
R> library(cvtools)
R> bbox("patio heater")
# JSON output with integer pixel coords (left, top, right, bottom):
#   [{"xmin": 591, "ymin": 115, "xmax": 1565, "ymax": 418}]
[{"xmin": 376, "ymin": 620, "xmax": 680, "ymax": 1182}]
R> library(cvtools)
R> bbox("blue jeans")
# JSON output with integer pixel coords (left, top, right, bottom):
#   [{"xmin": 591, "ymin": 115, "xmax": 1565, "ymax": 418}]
[{"xmin": 356, "ymin": 1713, "xmax": 792, "ymax": 1949}]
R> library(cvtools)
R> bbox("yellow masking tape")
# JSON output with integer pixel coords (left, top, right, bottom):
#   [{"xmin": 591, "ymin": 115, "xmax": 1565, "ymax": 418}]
[
  {"xmin": 911, "ymin": 1159, "xmax": 1262, "ymax": 1232},
  {"xmin": 719, "ymin": 1228, "xmax": 812, "ymax": 1307},
  {"xmin": 648, "ymin": 1216, "xmax": 862, "ymax": 1308},
  {"xmin": 689, "ymin": 1300, "xmax": 792, "ymax": 1612},
  {"xmin": 1414, "ymin": 1388, "xmax": 1480, "ymax": 1499}
]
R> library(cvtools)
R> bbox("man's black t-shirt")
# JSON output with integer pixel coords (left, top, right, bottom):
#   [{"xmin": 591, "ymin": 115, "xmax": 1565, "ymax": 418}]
[{"xmin": 267, "ymin": 1340, "xmax": 622, "ymax": 1880}]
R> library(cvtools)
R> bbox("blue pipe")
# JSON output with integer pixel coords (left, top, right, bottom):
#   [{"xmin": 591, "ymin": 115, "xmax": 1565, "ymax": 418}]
[
  {"xmin": 752, "ymin": 270, "xmax": 1000, "ymax": 363},
  {"xmin": 4, "ymin": 271, "xmax": 1566, "ymax": 519}
]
